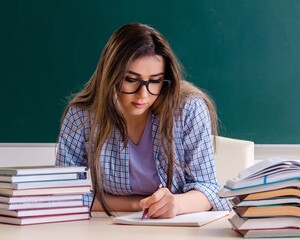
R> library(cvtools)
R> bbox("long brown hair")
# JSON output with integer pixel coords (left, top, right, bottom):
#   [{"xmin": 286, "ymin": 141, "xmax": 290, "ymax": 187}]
[{"xmin": 60, "ymin": 22, "xmax": 217, "ymax": 216}]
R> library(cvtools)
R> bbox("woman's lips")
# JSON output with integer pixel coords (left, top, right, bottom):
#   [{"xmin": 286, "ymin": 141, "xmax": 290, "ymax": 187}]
[{"xmin": 132, "ymin": 102, "xmax": 147, "ymax": 109}]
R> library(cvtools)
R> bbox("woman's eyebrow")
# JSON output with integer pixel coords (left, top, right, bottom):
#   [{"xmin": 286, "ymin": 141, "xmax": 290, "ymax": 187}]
[{"xmin": 127, "ymin": 70, "xmax": 164, "ymax": 77}]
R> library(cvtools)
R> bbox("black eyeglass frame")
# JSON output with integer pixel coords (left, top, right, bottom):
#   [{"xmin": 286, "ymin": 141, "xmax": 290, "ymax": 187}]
[{"xmin": 120, "ymin": 78, "xmax": 171, "ymax": 96}]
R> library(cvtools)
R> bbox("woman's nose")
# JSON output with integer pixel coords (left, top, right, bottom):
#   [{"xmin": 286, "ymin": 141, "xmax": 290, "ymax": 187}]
[{"xmin": 137, "ymin": 84, "xmax": 149, "ymax": 98}]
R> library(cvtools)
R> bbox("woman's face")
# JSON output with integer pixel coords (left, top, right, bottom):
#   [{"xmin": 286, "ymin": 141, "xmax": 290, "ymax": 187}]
[{"xmin": 118, "ymin": 55, "xmax": 165, "ymax": 119}]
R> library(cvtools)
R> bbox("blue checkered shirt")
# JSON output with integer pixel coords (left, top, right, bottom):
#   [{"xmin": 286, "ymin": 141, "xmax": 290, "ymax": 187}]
[{"xmin": 56, "ymin": 97, "xmax": 231, "ymax": 211}]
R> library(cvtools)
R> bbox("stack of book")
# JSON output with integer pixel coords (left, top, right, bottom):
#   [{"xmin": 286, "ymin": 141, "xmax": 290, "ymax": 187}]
[
  {"xmin": 218, "ymin": 158, "xmax": 300, "ymax": 238},
  {"xmin": 0, "ymin": 166, "xmax": 91, "ymax": 225}
]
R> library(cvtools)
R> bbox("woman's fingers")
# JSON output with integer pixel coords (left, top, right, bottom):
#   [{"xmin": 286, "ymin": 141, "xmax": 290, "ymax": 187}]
[{"xmin": 140, "ymin": 188, "xmax": 177, "ymax": 218}]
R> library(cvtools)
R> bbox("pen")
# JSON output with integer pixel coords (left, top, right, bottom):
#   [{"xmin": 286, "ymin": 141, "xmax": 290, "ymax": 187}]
[{"xmin": 141, "ymin": 184, "xmax": 162, "ymax": 220}]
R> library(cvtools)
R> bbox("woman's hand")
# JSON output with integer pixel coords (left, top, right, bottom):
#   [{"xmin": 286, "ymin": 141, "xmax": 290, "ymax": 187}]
[
  {"xmin": 139, "ymin": 187, "xmax": 178, "ymax": 219},
  {"xmin": 139, "ymin": 189, "xmax": 213, "ymax": 219}
]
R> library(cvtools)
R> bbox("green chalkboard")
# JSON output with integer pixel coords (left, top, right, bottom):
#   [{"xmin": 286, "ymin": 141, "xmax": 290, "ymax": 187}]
[{"xmin": 1, "ymin": 0, "xmax": 300, "ymax": 144}]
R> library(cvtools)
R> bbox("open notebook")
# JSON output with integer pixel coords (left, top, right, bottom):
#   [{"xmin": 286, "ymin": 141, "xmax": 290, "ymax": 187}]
[{"xmin": 112, "ymin": 211, "xmax": 229, "ymax": 227}]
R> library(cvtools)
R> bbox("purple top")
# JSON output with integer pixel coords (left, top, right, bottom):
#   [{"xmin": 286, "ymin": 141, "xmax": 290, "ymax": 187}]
[{"xmin": 128, "ymin": 113, "xmax": 161, "ymax": 195}]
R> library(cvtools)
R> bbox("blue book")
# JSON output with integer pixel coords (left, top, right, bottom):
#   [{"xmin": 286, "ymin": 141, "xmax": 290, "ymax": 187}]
[{"xmin": 0, "ymin": 173, "xmax": 79, "ymax": 183}]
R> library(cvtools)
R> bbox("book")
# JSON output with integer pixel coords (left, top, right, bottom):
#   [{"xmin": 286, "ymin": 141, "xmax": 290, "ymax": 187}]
[
  {"xmin": 0, "ymin": 194, "xmax": 83, "ymax": 204},
  {"xmin": 237, "ymin": 187, "xmax": 300, "ymax": 201},
  {"xmin": 0, "ymin": 179, "xmax": 91, "ymax": 190},
  {"xmin": 220, "ymin": 158, "xmax": 300, "ymax": 238},
  {"xmin": 233, "ymin": 228, "xmax": 300, "ymax": 238},
  {"xmin": 0, "ymin": 212, "xmax": 90, "ymax": 225},
  {"xmin": 218, "ymin": 179, "xmax": 300, "ymax": 198},
  {"xmin": 237, "ymin": 158, "xmax": 300, "ymax": 180},
  {"xmin": 224, "ymin": 158, "xmax": 300, "ymax": 190},
  {"xmin": 233, "ymin": 205, "xmax": 300, "ymax": 218},
  {"xmin": 0, "ymin": 199, "xmax": 83, "ymax": 210},
  {"xmin": 0, "ymin": 173, "xmax": 78, "ymax": 183},
  {"xmin": 0, "ymin": 185, "xmax": 91, "ymax": 196},
  {"xmin": 228, "ymin": 213, "xmax": 300, "ymax": 230},
  {"xmin": 0, "ymin": 166, "xmax": 87, "ymax": 176},
  {"xmin": 0, "ymin": 206, "xmax": 89, "ymax": 217},
  {"xmin": 112, "ymin": 211, "xmax": 229, "ymax": 227},
  {"xmin": 226, "ymin": 171, "xmax": 300, "ymax": 190},
  {"xmin": 230, "ymin": 196, "xmax": 300, "ymax": 207}
]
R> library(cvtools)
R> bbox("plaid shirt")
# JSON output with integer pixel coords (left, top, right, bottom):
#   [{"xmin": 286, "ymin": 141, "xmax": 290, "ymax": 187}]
[{"xmin": 56, "ymin": 97, "xmax": 231, "ymax": 211}]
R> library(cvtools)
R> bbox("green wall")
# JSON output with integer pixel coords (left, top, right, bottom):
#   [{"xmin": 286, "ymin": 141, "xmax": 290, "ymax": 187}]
[{"xmin": 1, "ymin": 0, "xmax": 300, "ymax": 143}]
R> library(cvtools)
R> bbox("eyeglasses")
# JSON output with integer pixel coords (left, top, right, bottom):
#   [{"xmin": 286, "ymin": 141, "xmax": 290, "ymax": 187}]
[{"xmin": 120, "ymin": 77, "xmax": 171, "ymax": 96}]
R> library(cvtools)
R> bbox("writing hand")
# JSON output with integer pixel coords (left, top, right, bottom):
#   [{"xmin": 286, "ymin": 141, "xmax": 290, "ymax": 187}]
[{"xmin": 139, "ymin": 187, "xmax": 178, "ymax": 219}]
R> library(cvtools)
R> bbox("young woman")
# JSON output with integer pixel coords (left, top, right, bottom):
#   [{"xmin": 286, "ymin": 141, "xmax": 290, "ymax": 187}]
[{"xmin": 56, "ymin": 22, "xmax": 231, "ymax": 218}]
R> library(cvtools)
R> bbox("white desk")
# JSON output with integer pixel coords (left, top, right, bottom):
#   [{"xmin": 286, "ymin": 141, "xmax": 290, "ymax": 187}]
[{"xmin": 0, "ymin": 215, "xmax": 294, "ymax": 240}]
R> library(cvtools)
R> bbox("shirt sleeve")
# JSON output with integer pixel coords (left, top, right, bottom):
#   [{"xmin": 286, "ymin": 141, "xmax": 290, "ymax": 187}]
[
  {"xmin": 180, "ymin": 98, "xmax": 231, "ymax": 211},
  {"xmin": 55, "ymin": 106, "xmax": 93, "ymax": 207}
]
